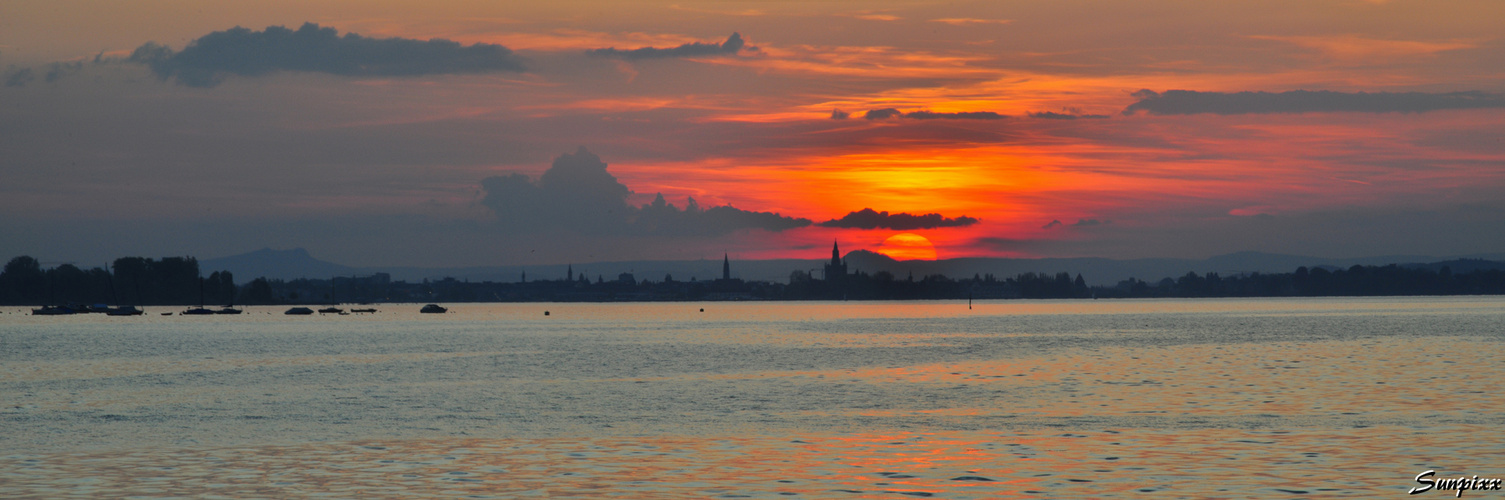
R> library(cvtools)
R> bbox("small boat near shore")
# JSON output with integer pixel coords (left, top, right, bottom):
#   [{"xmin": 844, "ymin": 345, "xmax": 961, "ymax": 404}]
[
  {"xmin": 420, "ymin": 304, "xmax": 447, "ymax": 314},
  {"xmin": 318, "ymin": 307, "xmax": 343, "ymax": 314},
  {"xmin": 181, "ymin": 307, "xmax": 215, "ymax": 315},
  {"xmin": 350, "ymin": 308, "xmax": 377, "ymax": 314},
  {"xmin": 214, "ymin": 306, "xmax": 242, "ymax": 314},
  {"xmin": 285, "ymin": 307, "xmax": 314, "ymax": 315}
]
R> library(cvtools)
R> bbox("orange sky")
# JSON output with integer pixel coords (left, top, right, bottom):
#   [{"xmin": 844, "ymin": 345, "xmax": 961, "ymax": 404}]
[{"xmin": 2, "ymin": 1, "xmax": 1504, "ymax": 265}]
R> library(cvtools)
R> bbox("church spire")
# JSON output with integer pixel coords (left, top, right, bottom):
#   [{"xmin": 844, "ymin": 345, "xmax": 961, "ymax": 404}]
[
  {"xmin": 824, "ymin": 240, "xmax": 847, "ymax": 282},
  {"xmin": 722, "ymin": 253, "xmax": 731, "ymax": 281}
]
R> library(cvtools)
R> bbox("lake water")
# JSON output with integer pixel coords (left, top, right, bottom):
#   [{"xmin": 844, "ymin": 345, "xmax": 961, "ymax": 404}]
[{"xmin": 2, "ymin": 297, "xmax": 1503, "ymax": 498}]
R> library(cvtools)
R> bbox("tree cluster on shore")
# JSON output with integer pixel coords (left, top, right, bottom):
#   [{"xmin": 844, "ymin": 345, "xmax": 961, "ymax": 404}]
[
  {"xmin": 2, "ymin": 254, "xmax": 1504, "ymax": 306},
  {"xmin": 0, "ymin": 256, "xmax": 235, "ymax": 306},
  {"xmin": 1096, "ymin": 264, "xmax": 1505, "ymax": 298}
]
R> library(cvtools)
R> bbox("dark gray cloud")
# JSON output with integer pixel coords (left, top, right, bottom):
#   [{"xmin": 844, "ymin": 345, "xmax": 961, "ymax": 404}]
[
  {"xmin": 817, "ymin": 208, "xmax": 979, "ymax": 230},
  {"xmin": 44, "ymin": 61, "xmax": 84, "ymax": 83},
  {"xmin": 830, "ymin": 109, "xmax": 850, "ymax": 120},
  {"xmin": 865, "ymin": 108, "xmax": 1007, "ymax": 120},
  {"xmin": 1029, "ymin": 111, "xmax": 1109, "ymax": 119},
  {"xmin": 1042, "ymin": 219, "xmax": 1063, "ymax": 229},
  {"xmin": 2, "ymin": 61, "xmax": 90, "ymax": 87},
  {"xmin": 905, "ymin": 110, "xmax": 1006, "ymax": 120},
  {"xmin": 4, "ymin": 67, "xmax": 34, "ymax": 87},
  {"xmin": 1124, "ymin": 89, "xmax": 1505, "ymax": 115},
  {"xmin": 637, "ymin": 194, "xmax": 811, "ymax": 236},
  {"xmin": 587, "ymin": 33, "xmax": 750, "ymax": 60},
  {"xmin": 480, "ymin": 148, "xmax": 810, "ymax": 236},
  {"xmin": 129, "ymin": 23, "xmax": 525, "ymax": 87}
]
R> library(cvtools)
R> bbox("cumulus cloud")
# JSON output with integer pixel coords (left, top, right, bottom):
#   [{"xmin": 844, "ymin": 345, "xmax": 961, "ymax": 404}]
[
  {"xmin": 129, "ymin": 23, "xmax": 525, "ymax": 87},
  {"xmin": 480, "ymin": 148, "xmax": 810, "ymax": 236},
  {"xmin": 1123, "ymin": 89, "xmax": 1505, "ymax": 115},
  {"xmin": 587, "ymin": 33, "xmax": 751, "ymax": 60},
  {"xmin": 864, "ymin": 108, "xmax": 1008, "ymax": 120},
  {"xmin": 1042, "ymin": 219, "xmax": 1063, "ymax": 229},
  {"xmin": 817, "ymin": 208, "xmax": 979, "ymax": 230},
  {"xmin": 481, "ymin": 147, "xmax": 633, "ymax": 234},
  {"xmin": 830, "ymin": 108, "xmax": 850, "ymax": 120}
]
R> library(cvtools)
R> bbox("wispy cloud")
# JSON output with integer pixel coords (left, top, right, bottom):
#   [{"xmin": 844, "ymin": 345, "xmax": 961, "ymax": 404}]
[
  {"xmin": 929, "ymin": 18, "xmax": 1013, "ymax": 26},
  {"xmin": 1124, "ymin": 89, "xmax": 1505, "ymax": 115},
  {"xmin": 1252, "ymin": 34, "xmax": 1475, "ymax": 62},
  {"xmin": 1029, "ymin": 110, "xmax": 1109, "ymax": 119}
]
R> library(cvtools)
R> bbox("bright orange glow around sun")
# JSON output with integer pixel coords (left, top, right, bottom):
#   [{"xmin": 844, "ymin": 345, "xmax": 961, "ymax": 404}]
[{"xmin": 877, "ymin": 233, "xmax": 938, "ymax": 261}]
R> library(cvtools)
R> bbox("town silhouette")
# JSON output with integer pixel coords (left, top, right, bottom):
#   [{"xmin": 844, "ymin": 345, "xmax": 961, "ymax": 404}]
[{"xmin": 4, "ymin": 242, "xmax": 1505, "ymax": 308}]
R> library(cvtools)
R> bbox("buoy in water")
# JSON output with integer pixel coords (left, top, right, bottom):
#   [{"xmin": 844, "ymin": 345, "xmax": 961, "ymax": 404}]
[
  {"xmin": 544, "ymin": 311, "xmax": 550, "ymax": 316},
  {"xmin": 699, "ymin": 308, "xmax": 704, "ymax": 312}
]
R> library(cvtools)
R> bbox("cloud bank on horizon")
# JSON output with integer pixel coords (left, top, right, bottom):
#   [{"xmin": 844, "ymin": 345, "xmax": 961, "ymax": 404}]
[{"xmin": 3, "ymin": 1, "xmax": 1505, "ymax": 266}]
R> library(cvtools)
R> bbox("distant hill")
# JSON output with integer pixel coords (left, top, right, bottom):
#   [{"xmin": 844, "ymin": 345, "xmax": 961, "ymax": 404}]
[
  {"xmin": 201, "ymin": 247, "xmax": 1505, "ymax": 286},
  {"xmin": 201, "ymin": 248, "xmax": 358, "ymax": 282}
]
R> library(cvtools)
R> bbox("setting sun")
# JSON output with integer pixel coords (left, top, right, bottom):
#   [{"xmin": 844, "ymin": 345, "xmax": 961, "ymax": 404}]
[{"xmin": 877, "ymin": 233, "xmax": 938, "ymax": 261}]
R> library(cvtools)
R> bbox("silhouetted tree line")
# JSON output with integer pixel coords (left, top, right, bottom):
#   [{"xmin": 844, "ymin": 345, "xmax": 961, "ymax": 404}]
[
  {"xmin": 1092, "ymin": 263, "xmax": 1505, "ymax": 298},
  {"xmin": 0, "ymin": 256, "xmax": 235, "ymax": 305},
  {"xmin": 781, "ymin": 270, "xmax": 1090, "ymax": 300}
]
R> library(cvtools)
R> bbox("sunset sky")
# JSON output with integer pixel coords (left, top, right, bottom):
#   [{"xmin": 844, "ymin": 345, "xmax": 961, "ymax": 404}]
[{"xmin": 3, "ymin": 1, "xmax": 1504, "ymax": 267}]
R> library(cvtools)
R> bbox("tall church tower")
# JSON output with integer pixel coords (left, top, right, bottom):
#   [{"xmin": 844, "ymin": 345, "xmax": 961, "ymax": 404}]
[
  {"xmin": 824, "ymin": 240, "xmax": 847, "ymax": 281},
  {"xmin": 722, "ymin": 253, "xmax": 731, "ymax": 281}
]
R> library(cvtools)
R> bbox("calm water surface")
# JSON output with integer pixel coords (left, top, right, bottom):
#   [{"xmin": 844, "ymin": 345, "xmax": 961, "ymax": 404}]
[{"xmin": 1, "ymin": 297, "xmax": 1503, "ymax": 498}]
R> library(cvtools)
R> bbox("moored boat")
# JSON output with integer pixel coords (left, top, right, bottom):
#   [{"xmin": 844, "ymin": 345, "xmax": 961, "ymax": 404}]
[
  {"xmin": 31, "ymin": 305, "xmax": 79, "ymax": 315},
  {"xmin": 285, "ymin": 307, "xmax": 315, "ymax": 315},
  {"xmin": 214, "ymin": 306, "xmax": 242, "ymax": 314},
  {"xmin": 420, "ymin": 304, "xmax": 448, "ymax": 314},
  {"xmin": 318, "ymin": 307, "xmax": 343, "ymax": 314},
  {"xmin": 106, "ymin": 306, "xmax": 144, "ymax": 316},
  {"xmin": 181, "ymin": 307, "xmax": 215, "ymax": 315}
]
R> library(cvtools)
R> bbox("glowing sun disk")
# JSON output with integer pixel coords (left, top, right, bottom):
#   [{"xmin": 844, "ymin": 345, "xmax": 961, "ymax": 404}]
[{"xmin": 878, "ymin": 233, "xmax": 938, "ymax": 261}]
